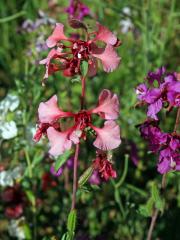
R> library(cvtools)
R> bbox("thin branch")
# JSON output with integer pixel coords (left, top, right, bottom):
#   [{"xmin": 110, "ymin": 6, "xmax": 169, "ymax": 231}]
[
  {"xmin": 174, "ymin": 107, "xmax": 180, "ymax": 132},
  {"xmin": 146, "ymin": 208, "xmax": 159, "ymax": 240},
  {"xmin": 71, "ymin": 143, "xmax": 80, "ymax": 210}
]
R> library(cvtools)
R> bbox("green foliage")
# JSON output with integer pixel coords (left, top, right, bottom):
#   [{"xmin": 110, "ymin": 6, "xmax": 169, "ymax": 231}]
[
  {"xmin": 80, "ymin": 61, "xmax": 89, "ymax": 77},
  {"xmin": 67, "ymin": 210, "xmax": 77, "ymax": 239},
  {"xmin": 78, "ymin": 166, "xmax": 94, "ymax": 188},
  {"xmin": 139, "ymin": 182, "xmax": 165, "ymax": 217},
  {"xmin": 54, "ymin": 150, "xmax": 73, "ymax": 172},
  {"xmin": 0, "ymin": 0, "xmax": 179, "ymax": 239}
]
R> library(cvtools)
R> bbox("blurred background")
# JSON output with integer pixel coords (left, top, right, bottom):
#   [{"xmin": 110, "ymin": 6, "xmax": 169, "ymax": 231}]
[{"xmin": 0, "ymin": 0, "xmax": 180, "ymax": 239}]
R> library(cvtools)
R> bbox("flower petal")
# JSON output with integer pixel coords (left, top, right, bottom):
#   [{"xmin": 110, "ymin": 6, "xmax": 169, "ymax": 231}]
[
  {"xmin": 92, "ymin": 44, "xmax": 120, "ymax": 72},
  {"xmin": 47, "ymin": 127, "xmax": 72, "ymax": 156},
  {"xmin": 39, "ymin": 48, "xmax": 67, "ymax": 79},
  {"xmin": 157, "ymin": 158, "xmax": 170, "ymax": 174},
  {"xmin": 147, "ymin": 99, "xmax": 163, "ymax": 120},
  {"xmin": 38, "ymin": 95, "xmax": 72, "ymax": 124},
  {"xmin": 90, "ymin": 89, "xmax": 119, "ymax": 120},
  {"xmin": 88, "ymin": 57, "xmax": 97, "ymax": 77},
  {"xmin": 92, "ymin": 121, "xmax": 121, "ymax": 150},
  {"xmin": 46, "ymin": 23, "xmax": 68, "ymax": 48},
  {"xmin": 95, "ymin": 22, "xmax": 118, "ymax": 45}
]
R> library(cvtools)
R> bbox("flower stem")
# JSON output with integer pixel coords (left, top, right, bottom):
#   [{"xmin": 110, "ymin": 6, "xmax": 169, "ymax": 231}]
[
  {"xmin": 71, "ymin": 73, "xmax": 86, "ymax": 210},
  {"xmin": 71, "ymin": 143, "xmax": 80, "ymax": 210},
  {"xmin": 147, "ymin": 208, "xmax": 159, "ymax": 240},
  {"xmin": 81, "ymin": 76, "xmax": 86, "ymax": 109},
  {"xmin": 24, "ymin": 148, "xmax": 32, "ymax": 178},
  {"xmin": 174, "ymin": 107, "xmax": 180, "ymax": 132},
  {"xmin": 0, "ymin": 11, "xmax": 26, "ymax": 23}
]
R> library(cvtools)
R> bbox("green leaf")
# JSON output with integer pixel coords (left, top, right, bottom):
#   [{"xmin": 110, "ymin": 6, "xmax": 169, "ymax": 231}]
[
  {"xmin": 32, "ymin": 151, "xmax": 44, "ymax": 166},
  {"xmin": 71, "ymin": 76, "xmax": 81, "ymax": 83},
  {"xmin": 61, "ymin": 232, "xmax": 70, "ymax": 240},
  {"xmin": 151, "ymin": 183, "xmax": 165, "ymax": 213},
  {"xmin": 26, "ymin": 190, "xmax": 35, "ymax": 207},
  {"xmin": 67, "ymin": 210, "xmax": 77, "ymax": 235},
  {"xmin": 139, "ymin": 197, "xmax": 154, "ymax": 217},
  {"xmin": 80, "ymin": 61, "xmax": 88, "ymax": 77},
  {"xmin": 78, "ymin": 167, "xmax": 94, "ymax": 188},
  {"xmin": 55, "ymin": 150, "xmax": 73, "ymax": 172},
  {"xmin": 23, "ymin": 223, "xmax": 32, "ymax": 240}
]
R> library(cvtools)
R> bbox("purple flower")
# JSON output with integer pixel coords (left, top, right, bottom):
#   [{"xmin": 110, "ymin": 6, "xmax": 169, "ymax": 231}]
[
  {"xmin": 50, "ymin": 157, "xmax": 74, "ymax": 177},
  {"xmin": 136, "ymin": 67, "xmax": 180, "ymax": 120},
  {"xmin": 139, "ymin": 120, "xmax": 180, "ymax": 174},
  {"xmin": 158, "ymin": 147, "xmax": 180, "ymax": 174},
  {"xmin": 128, "ymin": 141, "xmax": 139, "ymax": 166},
  {"xmin": 65, "ymin": 0, "xmax": 90, "ymax": 20},
  {"xmin": 89, "ymin": 170, "xmax": 101, "ymax": 185},
  {"xmin": 147, "ymin": 66, "xmax": 166, "ymax": 85},
  {"xmin": 50, "ymin": 165, "xmax": 64, "ymax": 177},
  {"xmin": 136, "ymin": 84, "xmax": 148, "ymax": 101},
  {"xmin": 66, "ymin": 157, "xmax": 74, "ymax": 169}
]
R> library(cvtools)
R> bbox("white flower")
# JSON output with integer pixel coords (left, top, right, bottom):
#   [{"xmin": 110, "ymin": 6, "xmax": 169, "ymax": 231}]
[
  {"xmin": 119, "ymin": 7, "xmax": 133, "ymax": 33},
  {"xmin": 0, "ymin": 121, "xmax": 18, "ymax": 139},
  {"xmin": 120, "ymin": 19, "xmax": 133, "ymax": 33},
  {"xmin": 11, "ymin": 166, "xmax": 23, "ymax": 180},
  {"xmin": 8, "ymin": 218, "xmax": 25, "ymax": 240},
  {"xmin": 0, "ymin": 94, "xmax": 19, "ymax": 112},
  {"xmin": 0, "ymin": 171, "xmax": 14, "ymax": 187},
  {"xmin": 122, "ymin": 7, "xmax": 131, "ymax": 15},
  {"xmin": 0, "ymin": 166, "xmax": 23, "ymax": 187}
]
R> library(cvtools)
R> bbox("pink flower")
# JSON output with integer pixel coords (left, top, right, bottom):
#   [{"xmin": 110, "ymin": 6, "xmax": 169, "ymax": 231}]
[
  {"xmin": 90, "ymin": 89, "xmax": 119, "ymax": 119},
  {"xmin": 46, "ymin": 23, "xmax": 68, "ymax": 48},
  {"xmin": 40, "ymin": 22, "xmax": 121, "ymax": 80},
  {"xmin": 38, "ymin": 95, "xmax": 73, "ymax": 123},
  {"xmin": 34, "ymin": 89, "xmax": 121, "ymax": 156}
]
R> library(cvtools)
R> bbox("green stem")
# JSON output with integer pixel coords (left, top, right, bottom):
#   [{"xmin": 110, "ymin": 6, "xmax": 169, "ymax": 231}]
[
  {"xmin": 24, "ymin": 148, "xmax": 32, "ymax": 178},
  {"xmin": 116, "ymin": 154, "xmax": 129, "ymax": 188},
  {"xmin": 0, "ymin": 11, "xmax": 26, "ymax": 23},
  {"xmin": 114, "ymin": 188, "xmax": 126, "ymax": 219},
  {"xmin": 125, "ymin": 183, "xmax": 148, "ymax": 198}
]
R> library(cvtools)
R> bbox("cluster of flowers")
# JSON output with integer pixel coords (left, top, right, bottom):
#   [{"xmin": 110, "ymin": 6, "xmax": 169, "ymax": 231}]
[
  {"xmin": 40, "ymin": 20, "xmax": 121, "ymax": 80},
  {"xmin": 34, "ymin": 17, "xmax": 122, "ymax": 181},
  {"xmin": 1, "ymin": 184, "xmax": 25, "ymax": 219},
  {"xmin": 34, "ymin": 89, "xmax": 121, "ymax": 180},
  {"xmin": 139, "ymin": 120, "xmax": 180, "ymax": 173},
  {"xmin": 136, "ymin": 67, "xmax": 180, "ymax": 120},
  {"xmin": 136, "ymin": 67, "xmax": 180, "ymax": 174}
]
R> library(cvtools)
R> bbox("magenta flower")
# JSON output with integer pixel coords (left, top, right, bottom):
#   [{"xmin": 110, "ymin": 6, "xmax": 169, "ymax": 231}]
[
  {"xmin": 40, "ymin": 22, "xmax": 121, "ymax": 79},
  {"xmin": 89, "ymin": 170, "xmax": 101, "ymax": 185},
  {"xmin": 139, "ymin": 120, "xmax": 180, "ymax": 174},
  {"xmin": 34, "ymin": 89, "xmax": 121, "ymax": 156},
  {"xmin": 136, "ymin": 67, "xmax": 180, "ymax": 120},
  {"xmin": 65, "ymin": 0, "xmax": 90, "ymax": 20}
]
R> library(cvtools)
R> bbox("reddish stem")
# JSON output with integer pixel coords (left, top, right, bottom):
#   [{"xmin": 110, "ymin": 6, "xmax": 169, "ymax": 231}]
[
  {"xmin": 174, "ymin": 107, "xmax": 180, "ymax": 132},
  {"xmin": 147, "ymin": 208, "xmax": 159, "ymax": 240},
  {"xmin": 71, "ymin": 143, "xmax": 80, "ymax": 210},
  {"xmin": 71, "ymin": 74, "xmax": 86, "ymax": 210}
]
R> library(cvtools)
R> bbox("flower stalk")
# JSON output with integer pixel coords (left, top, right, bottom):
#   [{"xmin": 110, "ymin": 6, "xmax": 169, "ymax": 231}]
[{"xmin": 71, "ymin": 143, "xmax": 80, "ymax": 210}]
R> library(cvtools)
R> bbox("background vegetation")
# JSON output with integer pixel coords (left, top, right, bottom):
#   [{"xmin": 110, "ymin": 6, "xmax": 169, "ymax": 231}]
[{"xmin": 0, "ymin": 0, "xmax": 179, "ymax": 239}]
